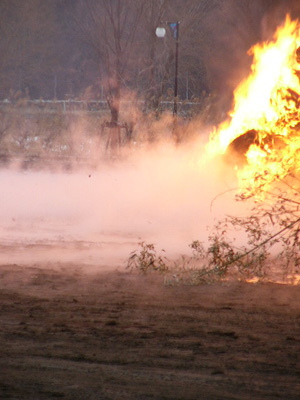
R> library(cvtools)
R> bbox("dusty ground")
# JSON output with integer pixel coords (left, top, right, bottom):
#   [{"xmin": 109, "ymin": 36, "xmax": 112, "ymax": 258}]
[{"xmin": 1, "ymin": 262, "xmax": 300, "ymax": 400}]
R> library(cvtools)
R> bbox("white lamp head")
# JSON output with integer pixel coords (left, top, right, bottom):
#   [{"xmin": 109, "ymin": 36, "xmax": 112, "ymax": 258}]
[{"xmin": 155, "ymin": 27, "xmax": 166, "ymax": 38}]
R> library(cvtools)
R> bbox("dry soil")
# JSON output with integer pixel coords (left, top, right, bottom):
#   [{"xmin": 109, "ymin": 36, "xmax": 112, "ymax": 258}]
[{"xmin": 0, "ymin": 262, "xmax": 300, "ymax": 399}]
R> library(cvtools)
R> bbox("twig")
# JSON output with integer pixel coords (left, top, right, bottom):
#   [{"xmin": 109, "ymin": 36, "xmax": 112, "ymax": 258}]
[
  {"xmin": 210, "ymin": 188, "xmax": 239, "ymax": 212},
  {"xmin": 198, "ymin": 217, "xmax": 300, "ymax": 279}
]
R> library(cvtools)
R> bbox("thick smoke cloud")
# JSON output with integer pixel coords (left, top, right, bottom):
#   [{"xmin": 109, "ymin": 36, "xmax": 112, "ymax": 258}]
[{"xmin": 0, "ymin": 135, "xmax": 246, "ymax": 269}]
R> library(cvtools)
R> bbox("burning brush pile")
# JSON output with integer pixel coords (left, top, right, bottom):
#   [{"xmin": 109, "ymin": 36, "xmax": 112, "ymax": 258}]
[
  {"xmin": 131, "ymin": 16, "xmax": 300, "ymax": 284},
  {"xmin": 204, "ymin": 15, "xmax": 300, "ymax": 283},
  {"xmin": 208, "ymin": 15, "xmax": 300, "ymax": 196}
]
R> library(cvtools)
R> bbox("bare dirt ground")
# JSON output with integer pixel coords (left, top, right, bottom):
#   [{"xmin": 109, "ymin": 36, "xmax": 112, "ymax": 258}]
[{"xmin": 1, "ymin": 260, "xmax": 300, "ymax": 400}]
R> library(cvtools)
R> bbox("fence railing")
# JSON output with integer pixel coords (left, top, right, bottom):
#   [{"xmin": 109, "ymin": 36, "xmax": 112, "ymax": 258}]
[{"xmin": 0, "ymin": 99, "xmax": 202, "ymax": 114}]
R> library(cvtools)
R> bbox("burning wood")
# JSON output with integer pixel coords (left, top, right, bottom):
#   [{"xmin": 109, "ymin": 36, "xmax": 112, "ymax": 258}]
[
  {"xmin": 207, "ymin": 15, "xmax": 300, "ymax": 194},
  {"xmin": 227, "ymin": 129, "xmax": 285, "ymax": 164}
]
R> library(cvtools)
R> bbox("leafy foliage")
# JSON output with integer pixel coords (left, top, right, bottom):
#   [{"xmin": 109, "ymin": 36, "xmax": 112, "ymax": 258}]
[
  {"xmin": 127, "ymin": 238, "xmax": 245, "ymax": 285},
  {"xmin": 127, "ymin": 241, "xmax": 169, "ymax": 274}
]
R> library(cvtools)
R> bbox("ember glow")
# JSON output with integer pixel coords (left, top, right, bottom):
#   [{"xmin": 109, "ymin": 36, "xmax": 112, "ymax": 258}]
[{"xmin": 208, "ymin": 15, "xmax": 300, "ymax": 193}]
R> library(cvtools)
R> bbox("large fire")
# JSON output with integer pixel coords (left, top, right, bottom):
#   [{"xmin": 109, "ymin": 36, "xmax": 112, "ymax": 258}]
[{"xmin": 208, "ymin": 15, "xmax": 300, "ymax": 194}]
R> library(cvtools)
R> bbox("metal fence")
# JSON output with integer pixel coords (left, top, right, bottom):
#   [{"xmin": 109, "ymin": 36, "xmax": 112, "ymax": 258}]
[{"xmin": 0, "ymin": 99, "xmax": 202, "ymax": 114}]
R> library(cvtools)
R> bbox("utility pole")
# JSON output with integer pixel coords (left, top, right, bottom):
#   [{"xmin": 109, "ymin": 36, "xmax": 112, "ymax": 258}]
[
  {"xmin": 156, "ymin": 21, "xmax": 180, "ymax": 142},
  {"xmin": 173, "ymin": 21, "xmax": 180, "ymax": 116}
]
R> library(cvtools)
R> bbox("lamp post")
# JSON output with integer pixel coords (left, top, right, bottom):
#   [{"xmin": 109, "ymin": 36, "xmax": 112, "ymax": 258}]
[
  {"xmin": 172, "ymin": 21, "xmax": 180, "ymax": 117},
  {"xmin": 156, "ymin": 21, "xmax": 180, "ymax": 116}
]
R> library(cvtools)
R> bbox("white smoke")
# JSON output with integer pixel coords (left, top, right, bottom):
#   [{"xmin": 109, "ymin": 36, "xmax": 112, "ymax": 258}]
[{"xmin": 0, "ymin": 136, "xmax": 244, "ymax": 269}]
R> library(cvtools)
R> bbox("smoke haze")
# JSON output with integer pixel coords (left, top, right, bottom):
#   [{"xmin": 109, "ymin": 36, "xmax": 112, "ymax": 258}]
[
  {"xmin": 3, "ymin": 2, "xmax": 296, "ymax": 270},
  {"xmin": 0, "ymin": 134, "xmax": 245, "ymax": 269}
]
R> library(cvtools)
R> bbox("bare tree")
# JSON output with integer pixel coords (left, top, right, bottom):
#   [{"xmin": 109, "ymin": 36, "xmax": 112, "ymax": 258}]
[
  {"xmin": 138, "ymin": 0, "xmax": 169, "ymax": 109},
  {"xmin": 76, "ymin": 0, "xmax": 144, "ymax": 125}
]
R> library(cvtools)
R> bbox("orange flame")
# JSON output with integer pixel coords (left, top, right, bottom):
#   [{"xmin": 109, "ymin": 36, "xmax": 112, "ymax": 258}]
[{"xmin": 208, "ymin": 15, "xmax": 300, "ymax": 193}]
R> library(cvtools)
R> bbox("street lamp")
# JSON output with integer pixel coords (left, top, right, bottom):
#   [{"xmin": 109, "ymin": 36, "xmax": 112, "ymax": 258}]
[{"xmin": 156, "ymin": 21, "xmax": 180, "ymax": 117}]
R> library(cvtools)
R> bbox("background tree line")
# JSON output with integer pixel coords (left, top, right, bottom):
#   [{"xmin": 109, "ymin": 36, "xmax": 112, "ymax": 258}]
[{"xmin": 0, "ymin": 0, "xmax": 300, "ymax": 118}]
